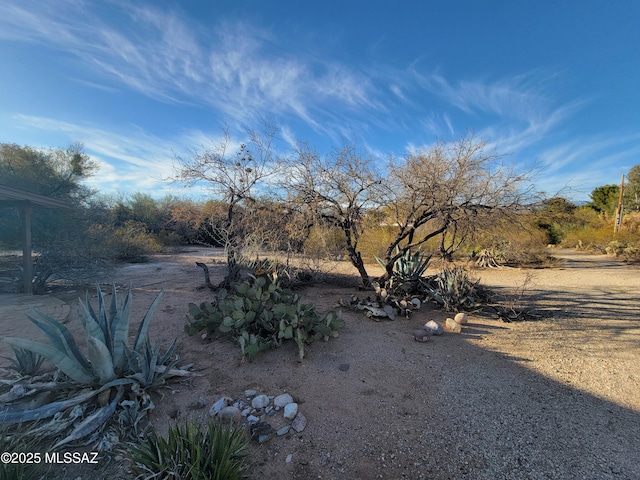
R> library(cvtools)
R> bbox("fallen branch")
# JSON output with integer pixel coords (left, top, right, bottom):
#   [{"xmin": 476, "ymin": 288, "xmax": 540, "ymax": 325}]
[{"xmin": 196, "ymin": 262, "xmax": 216, "ymax": 291}]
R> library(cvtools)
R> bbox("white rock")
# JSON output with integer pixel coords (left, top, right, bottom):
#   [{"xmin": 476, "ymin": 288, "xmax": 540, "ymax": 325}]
[
  {"xmin": 274, "ymin": 393, "xmax": 294, "ymax": 408},
  {"xmin": 445, "ymin": 317, "xmax": 462, "ymax": 333},
  {"xmin": 252, "ymin": 394, "xmax": 270, "ymax": 409},
  {"xmin": 286, "ymin": 453, "xmax": 293, "ymax": 463},
  {"xmin": 454, "ymin": 312, "xmax": 468, "ymax": 325},
  {"xmin": 283, "ymin": 402, "xmax": 298, "ymax": 419},
  {"xmin": 247, "ymin": 415, "xmax": 260, "ymax": 423},
  {"xmin": 423, "ymin": 320, "xmax": 443, "ymax": 335}
]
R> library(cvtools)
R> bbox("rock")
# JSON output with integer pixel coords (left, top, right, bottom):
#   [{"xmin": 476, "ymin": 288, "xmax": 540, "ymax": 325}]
[
  {"xmin": 411, "ymin": 298, "xmax": 421, "ymax": 309},
  {"xmin": 252, "ymin": 394, "xmax": 270, "ymax": 409},
  {"xmin": 277, "ymin": 425, "xmax": 291, "ymax": 436},
  {"xmin": 244, "ymin": 389, "xmax": 257, "ymax": 397},
  {"xmin": 241, "ymin": 407, "xmax": 252, "ymax": 417},
  {"xmin": 249, "ymin": 421, "xmax": 274, "ymax": 443},
  {"xmin": 284, "ymin": 402, "xmax": 298, "ymax": 419},
  {"xmin": 454, "ymin": 312, "xmax": 468, "ymax": 325},
  {"xmin": 291, "ymin": 412, "xmax": 308, "ymax": 432},
  {"xmin": 209, "ymin": 396, "xmax": 232, "ymax": 416},
  {"xmin": 285, "ymin": 453, "xmax": 293, "ymax": 463},
  {"xmin": 217, "ymin": 406, "xmax": 241, "ymax": 422},
  {"xmin": 247, "ymin": 415, "xmax": 260, "ymax": 423},
  {"xmin": 382, "ymin": 304, "xmax": 396, "ymax": 319},
  {"xmin": 274, "ymin": 393, "xmax": 294, "ymax": 408},
  {"xmin": 423, "ymin": 320, "xmax": 443, "ymax": 335},
  {"xmin": 445, "ymin": 317, "xmax": 462, "ymax": 333},
  {"xmin": 339, "ymin": 363, "xmax": 350, "ymax": 371},
  {"xmin": 413, "ymin": 329, "xmax": 431, "ymax": 342}
]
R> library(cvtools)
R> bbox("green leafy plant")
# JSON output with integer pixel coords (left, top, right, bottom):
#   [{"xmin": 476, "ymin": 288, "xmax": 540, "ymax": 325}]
[
  {"xmin": 128, "ymin": 419, "xmax": 250, "ymax": 480},
  {"xmin": 0, "ymin": 285, "xmax": 194, "ymax": 448},
  {"xmin": 186, "ymin": 273, "xmax": 344, "ymax": 360}
]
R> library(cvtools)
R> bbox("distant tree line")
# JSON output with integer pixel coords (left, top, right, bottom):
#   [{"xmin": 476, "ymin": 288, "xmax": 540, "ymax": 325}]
[{"xmin": 3, "ymin": 134, "xmax": 640, "ymax": 290}]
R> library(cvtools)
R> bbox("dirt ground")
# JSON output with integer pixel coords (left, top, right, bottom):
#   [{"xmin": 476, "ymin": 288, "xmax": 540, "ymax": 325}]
[{"xmin": 1, "ymin": 247, "xmax": 639, "ymax": 479}]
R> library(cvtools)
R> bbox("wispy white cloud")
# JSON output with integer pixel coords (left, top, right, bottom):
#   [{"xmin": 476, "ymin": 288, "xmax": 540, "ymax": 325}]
[{"xmin": 0, "ymin": 1, "xmax": 380, "ymax": 133}]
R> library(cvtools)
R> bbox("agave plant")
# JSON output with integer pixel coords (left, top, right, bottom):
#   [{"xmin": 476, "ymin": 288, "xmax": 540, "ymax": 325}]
[
  {"xmin": 0, "ymin": 285, "xmax": 193, "ymax": 448},
  {"xmin": 426, "ymin": 266, "xmax": 480, "ymax": 312},
  {"xmin": 1, "ymin": 346, "xmax": 44, "ymax": 376},
  {"xmin": 376, "ymin": 247, "xmax": 431, "ymax": 289}
]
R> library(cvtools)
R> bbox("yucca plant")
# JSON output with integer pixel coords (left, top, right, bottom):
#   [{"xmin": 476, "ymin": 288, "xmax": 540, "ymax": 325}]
[
  {"xmin": 128, "ymin": 419, "xmax": 250, "ymax": 480},
  {"xmin": 0, "ymin": 424, "xmax": 42, "ymax": 480}
]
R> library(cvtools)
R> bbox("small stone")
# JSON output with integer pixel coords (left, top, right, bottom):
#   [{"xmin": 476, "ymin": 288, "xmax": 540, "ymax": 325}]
[
  {"xmin": 244, "ymin": 389, "xmax": 257, "ymax": 397},
  {"xmin": 252, "ymin": 394, "xmax": 270, "ymax": 409},
  {"xmin": 291, "ymin": 412, "xmax": 308, "ymax": 432},
  {"xmin": 277, "ymin": 425, "xmax": 291, "ymax": 436},
  {"xmin": 413, "ymin": 329, "xmax": 431, "ymax": 342},
  {"xmin": 249, "ymin": 421, "xmax": 274, "ymax": 443},
  {"xmin": 241, "ymin": 408, "xmax": 252, "ymax": 417},
  {"xmin": 446, "ymin": 317, "xmax": 462, "ymax": 333},
  {"xmin": 247, "ymin": 415, "xmax": 260, "ymax": 423},
  {"xmin": 423, "ymin": 320, "xmax": 443, "ymax": 335},
  {"xmin": 286, "ymin": 453, "xmax": 293, "ymax": 463},
  {"xmin": 274, "ymin": 393, "xmax": 294, "ymax": 408},
  {"xmin": 454, "ymin": 312, "xmax": 468, "ymax": 325},
  {"xmin": 217, "ymin": 406, "xmax": 241, "ymax": 422},
  {"xmin": 209, "ymin": 396, "xmax": 232, "ymax": 416},
  {"xmin": 284, "ymin": 402, "xmax": 298, "ymax": 419},
  {"xmin": 411, "ymin": 298, "xmax": 421, "ymax": 309}
]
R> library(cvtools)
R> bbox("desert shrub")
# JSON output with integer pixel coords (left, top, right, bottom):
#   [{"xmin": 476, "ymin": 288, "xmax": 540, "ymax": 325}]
[
  {"xmin": 185, "ymin": 273, "xmax": 344, "ymax": 360},
  {"xmin": 107, "ymin": 220, "xmax": 162, "ymax": 262},
  {"xmin": 358, "ymin": 225, "xmax": 399, "ymax": 263},
  {"xmin": 128, "ymin": 419, "xmax": 249, "ymax": 480},
  {"xmin": 303, "ymin": 224, "xmax": 346, "ymax": 260}
]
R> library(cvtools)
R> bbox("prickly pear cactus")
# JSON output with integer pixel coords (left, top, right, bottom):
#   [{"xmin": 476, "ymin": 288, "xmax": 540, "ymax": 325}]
[{"xmin": 185, "ymin": 273, "xmax": 344, "ymax": 360}]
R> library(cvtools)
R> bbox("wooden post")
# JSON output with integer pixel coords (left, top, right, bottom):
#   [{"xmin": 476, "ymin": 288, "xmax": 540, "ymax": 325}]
[
  {"xmin": 20, "ymin": 202, "xmax": 33, "ymax": 294},
  {"xmin": 614, "ymin": 174, "xmax": 625, "ymax": 234}
]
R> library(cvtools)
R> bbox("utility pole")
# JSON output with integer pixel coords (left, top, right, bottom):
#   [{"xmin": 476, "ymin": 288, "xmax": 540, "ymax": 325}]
[{"xmin": 614, "ymin": 174, "xmax": 625, "ymax": 234}]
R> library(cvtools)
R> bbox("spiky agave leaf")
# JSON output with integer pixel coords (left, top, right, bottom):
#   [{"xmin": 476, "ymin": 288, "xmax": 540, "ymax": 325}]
[
  {"xmin": 0, "ymin": 378, "xmax": 134, "ymax": 425},
  {"xmin": 110, "ymin": 285, "xmax": 132, "ymax": 372},
  {"xmin": 27, "ymin": 308, "xmax": 92, "ymax": 371},
  {"xmin": 133, "ymin": 291, "xmax": 164, "ymax": 353},
  {"xmin": 0, "ymin": 336, "xmax": 94, "ymax": 385},
  {"xmin": 86, "ymin": 337, "xmax": 116, "ymax": 384},
  {"xmin": 52, "ymin": 386, "xmax": 124, "ymax": 450}
]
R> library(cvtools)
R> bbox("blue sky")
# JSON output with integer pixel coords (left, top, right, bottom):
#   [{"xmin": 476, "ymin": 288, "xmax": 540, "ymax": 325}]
[{"xmin": 0, "ymin": 1, "xmax": 638, "ymax": 202}]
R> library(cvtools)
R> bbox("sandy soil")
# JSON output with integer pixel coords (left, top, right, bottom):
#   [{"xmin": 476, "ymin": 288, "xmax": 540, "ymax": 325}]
[{"xmin": 2, "ymin": 247, "xmax": 639, "ymax": 479}]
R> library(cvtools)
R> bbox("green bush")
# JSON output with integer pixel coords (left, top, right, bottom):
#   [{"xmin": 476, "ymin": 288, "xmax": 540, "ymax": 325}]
[{"xmin": 128, "ymin": 419, "xmax": 249, "ymax": 480}]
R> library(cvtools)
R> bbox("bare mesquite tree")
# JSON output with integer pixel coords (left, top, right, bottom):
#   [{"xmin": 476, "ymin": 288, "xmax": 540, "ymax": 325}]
[
  {"xmin": 173, "ymin": 126, "xmax": 279, "ymax": 287},
  {"xmin": 285, "ymin": 141, "xmax": 382, "ymax": 287},
  {"xmin": 377, "ymin": 135, "xmax": 532, "ymax": 281}
]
